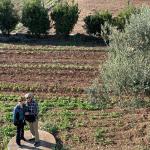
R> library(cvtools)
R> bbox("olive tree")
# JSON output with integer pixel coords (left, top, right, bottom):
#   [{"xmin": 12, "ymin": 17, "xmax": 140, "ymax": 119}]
[
  {"xmin": 102, "ymin": 6, "xmax": 150, "ymax": 96},
  {"xmin": 87, "ymin": 6, "xmax": 150, "ymax": 105}
]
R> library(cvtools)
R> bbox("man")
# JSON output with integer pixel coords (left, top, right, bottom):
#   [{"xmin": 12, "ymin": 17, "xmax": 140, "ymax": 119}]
[{"xmin": 24, "ymin": 93, "xmax": 40, "ymax": 147}]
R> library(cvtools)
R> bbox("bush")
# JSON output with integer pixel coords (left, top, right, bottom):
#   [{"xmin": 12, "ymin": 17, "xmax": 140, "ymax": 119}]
[
  {"xmin": 86, "ymin": 79, "xmax": 110, "ymax": 109},
  {"xmin": 22, "ymin": 0, "xmax": 50, "ymax": 36},
  {"xmin": 113, "ymin": 6, "xmax": 138, "ymax": 31},
  {"xmin": 0, "ymin": 0, "xmax": 19, "ymax": 35},
  {"xmin": 84, "ymin": 11, "xmax": 112, "ymax": 36},
  {"xmin": 101, "ymin": 6, "xmax": 150, "ymax": 96},
  {"xmin": 51, "ymin": 1, "xmax": 79, "ymax": 36},
  {"xmin": 89, "ymin": 7, "xmax": 150, "ymax": 104}
]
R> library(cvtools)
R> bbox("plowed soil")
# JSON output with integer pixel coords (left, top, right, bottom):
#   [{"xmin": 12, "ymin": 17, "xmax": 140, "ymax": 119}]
[{"xmin": 0, "ymin": 45, "xmax": 107, "ymax": 98}]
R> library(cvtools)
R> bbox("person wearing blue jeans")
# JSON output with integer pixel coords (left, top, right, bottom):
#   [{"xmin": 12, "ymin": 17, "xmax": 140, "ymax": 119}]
[{"xmin": 13, "ymin": 97, "xmax": 26, "ymax": 146}]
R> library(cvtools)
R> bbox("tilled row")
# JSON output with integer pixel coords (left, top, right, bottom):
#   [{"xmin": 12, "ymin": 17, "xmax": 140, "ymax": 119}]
[{"xmin": 0, "ymin": 49, "xmax": 107, "ymax": 65}]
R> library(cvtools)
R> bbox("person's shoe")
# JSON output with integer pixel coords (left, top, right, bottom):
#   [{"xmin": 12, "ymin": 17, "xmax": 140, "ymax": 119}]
[
  {"xmin": 17, "ymin": 143, "xmax": 22, "ymax": 147},
  {"xmin": 34, "ymin": 141, "xmax": 40, "ymax": 147},
  {"xmin": 28, "ymin": 137, "xmax": 35, "ymax": 141},
  {"xmin": 21, "ymin": 137, "xmax": 27, "ymax": 141}
]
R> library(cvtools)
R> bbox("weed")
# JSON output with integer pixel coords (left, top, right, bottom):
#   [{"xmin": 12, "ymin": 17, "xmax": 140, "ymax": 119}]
[
  {"xmin": 75, "ymin": 119, "xmax": 85, "ymax": 127},
  {"xmin": 4, "ymin": 112, "xmax": 13, "ymax": 122},
  {"xmin": 100, "ymin": 111, "xmax": 122, "ymax": 119},
  {"xmin": 116, "ymin": 120, "xmax": 124, "ymax": 127},
  {"xmin": 2, "ymin": 125, "xmax": 16, "ymax": 137},
  {"xmin": 42, "ymin": 123, "xmax": 59, "ymax": 135},
  {"xmin": 94, "ymin": 128, "xmax": 114, "ymax": 146},
  {"xmin": 72, "ymin": 134, "xmax": 81, "ymax": 143},
  {"xmin": 109, "ymin": 112, "xmax": 122, "ymax": 118},
  {"xmin": 95, "ymin": 128, "xmax": 107, "ymax": 142}
]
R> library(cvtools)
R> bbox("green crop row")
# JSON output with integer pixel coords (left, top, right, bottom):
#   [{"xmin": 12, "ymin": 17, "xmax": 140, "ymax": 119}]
[
  {"xmin": 0, "ymin": 93, "xmax": 111, "ymax": 150},
  {"xmin": 0, "ymin": 94, "xmax": 109, "ymax": 111},
  {"xmin": 0, "ymin": 82, "xmax": 84, "ymax": 94},
  {"xmin": 0, "ymin": 63, "xmax": 95, "ymax": 70}
]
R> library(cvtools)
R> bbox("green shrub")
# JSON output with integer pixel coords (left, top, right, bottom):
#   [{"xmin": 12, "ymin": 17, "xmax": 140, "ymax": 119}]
[
  {"xmin": 101, "ymin": 6, "xmax": 150, "ymax": 96},
  {"xmin": 51, "ymin": 1, "xmax": 79, "ymax": 36},
  {"xmin": 113, "ymin": 6, "xmax": 138, "ymax": 31},
  {"xmin": 86, "ymin": 79, "xmax": 110, "ymax": 109},
  {"xmin": 84, "ymin": 11, "xmax": 112, "ymax": 36},
  {"xmin": 22, "ymin": 0, "xmax": 50, "ymax": 36},
  {"xmin": 0, "ymin": 0, "xmax": 19, "ymax": 35}
]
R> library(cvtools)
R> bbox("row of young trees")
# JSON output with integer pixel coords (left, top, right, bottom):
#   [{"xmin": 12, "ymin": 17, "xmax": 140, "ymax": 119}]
[
  {"xmin": 0, "ymin": 0, "xmax": 137, "ymax": 37},
  {"xmin": 84, "ymin": 6, "xmax": 138, "ymax": 37},
  {"xmin": 0, "ymin": 0, "xmax": 79, "ymax": 36}
]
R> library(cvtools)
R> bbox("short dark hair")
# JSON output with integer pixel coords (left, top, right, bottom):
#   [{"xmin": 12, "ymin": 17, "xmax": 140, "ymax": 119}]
[{"xmin": 18, "ymin": 97, "xmax": 25, "ymax": 102}]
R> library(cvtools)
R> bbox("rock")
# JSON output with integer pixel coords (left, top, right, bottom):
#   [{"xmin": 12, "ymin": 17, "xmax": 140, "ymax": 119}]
[{"xmin": 8, "ymin": 130, "xmax": 56, "ymax": 150}]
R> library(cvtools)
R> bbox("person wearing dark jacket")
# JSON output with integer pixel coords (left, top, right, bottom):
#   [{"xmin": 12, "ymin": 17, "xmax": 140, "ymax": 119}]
[
  {"xmin": 24, "ymin": 93, "xmax": 40, "ymax": 147},
  {"xmin": 13, "ymin": 97, "xmax": 26, "ymax": 146}
]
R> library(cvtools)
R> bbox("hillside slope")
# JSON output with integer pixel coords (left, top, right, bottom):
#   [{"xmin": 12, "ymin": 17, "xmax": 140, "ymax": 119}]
[
  {"xmin": 74, "ymin": 0, "xmax": 150, "ymax": 33},
  {"xmin": 12, "ymin": 0, "xmax": 150, "ymax": 34}
]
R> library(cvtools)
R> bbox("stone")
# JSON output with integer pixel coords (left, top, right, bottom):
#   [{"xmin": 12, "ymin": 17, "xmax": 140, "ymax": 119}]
[{"xmin": 8, "ymin": 130, "xmax": 56, "ymax": 150}]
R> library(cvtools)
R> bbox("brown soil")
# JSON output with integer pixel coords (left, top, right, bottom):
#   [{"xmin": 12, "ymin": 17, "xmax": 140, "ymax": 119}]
[
  {"xmin": 74, "ymin": 0, "xmax": 150, "ymax": 33},
  {"xmin": 1, "ymin": 44, "xmax": 150, "ymax": 150},
  {"xmin": 0, "ymin": 50, "xmax": 106, "ymax": 66},
  {"xmin": 0, "ymin": 47, "xmax": 106, "ymax": 97},
  {"xmin": 50, "ymin": 108, "xmax": 150, "ymax": 150}
]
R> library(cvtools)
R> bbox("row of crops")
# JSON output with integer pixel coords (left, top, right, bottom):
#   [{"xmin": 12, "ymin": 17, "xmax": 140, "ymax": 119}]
[
  {"xmin": 0, "ymin": 94, "xmax": 107, "ymax": 149},
  {"xmin": 1, "ymin": 93, "xmax": 150, "ymax": 150},
  {"xmin": 0, "ymin": 44, "xmax": 105, "ymax": 98}
]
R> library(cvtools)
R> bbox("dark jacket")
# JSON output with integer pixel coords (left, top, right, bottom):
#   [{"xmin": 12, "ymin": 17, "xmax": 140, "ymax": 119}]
[
  {"xmin": 25, "ymin": 99, "xmax": 39, "ymax": 122},
  {"xmin": 13, "ymin": 104, "xmax": 26, "ymax": 126}
]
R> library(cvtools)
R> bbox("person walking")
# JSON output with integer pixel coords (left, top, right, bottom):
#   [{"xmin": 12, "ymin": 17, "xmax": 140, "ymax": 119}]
[
  {"xmin": 13, "ymin": 97, "xmax": 26, "ymax": 147},
  {"xmin": 24, "ymin": 93, "xmax": 40, "ymax": 147}
]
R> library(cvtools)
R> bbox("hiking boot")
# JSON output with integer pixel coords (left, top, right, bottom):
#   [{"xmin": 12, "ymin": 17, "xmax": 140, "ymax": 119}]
[
  {"xmin": 17, "ymin": 142, "xmax": 22, "ymax": 147},
  {"xmin": 28, "ymin": 137, "xmax": 35, "ymax": 141},
  {"xmin": 34, "ymin": 141, "xmax": 40, "ymax": 147},
  {"xmin": 21, "ymin": 137, "xmax": 27, "ymax": 141}
]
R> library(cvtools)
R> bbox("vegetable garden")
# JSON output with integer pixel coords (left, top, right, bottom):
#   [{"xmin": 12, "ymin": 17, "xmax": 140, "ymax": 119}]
[
  {"xmin": 0, "ymin": 0, "xmax": 150, "ymax": 150},
  {"xmin": 0, "ymin": 44, "xmax": 106, "ymax": 98},
  {"xmin": 0, "ymin": 43, "xmax": 150, "ymax": 150}
]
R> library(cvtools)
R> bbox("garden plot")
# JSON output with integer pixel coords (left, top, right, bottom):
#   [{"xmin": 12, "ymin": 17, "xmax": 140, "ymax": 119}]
[{"xmin": 0, "ymin": 44, "xmax": 107, "ymax": 98}]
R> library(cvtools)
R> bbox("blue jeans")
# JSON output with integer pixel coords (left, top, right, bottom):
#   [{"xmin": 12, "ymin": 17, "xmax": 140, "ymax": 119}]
[{"xmin": 16, "ymin": 123, "xmax": 24, "ymax": 145}]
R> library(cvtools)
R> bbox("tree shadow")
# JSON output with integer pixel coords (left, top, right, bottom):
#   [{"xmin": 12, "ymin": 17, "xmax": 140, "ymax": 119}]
[
  {"xmin": 54, "ymin": 136, "xmax": 65, "ymax": 150},
  {"xmin": 52, "ymin": 130, "xmax": 68, "ymax": 150},
  {"xmin": 0, "ymin": 33, "xmax": 107, "ymax": 47}
]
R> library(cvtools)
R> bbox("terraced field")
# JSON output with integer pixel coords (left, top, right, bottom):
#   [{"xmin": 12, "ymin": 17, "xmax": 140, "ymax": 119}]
[
  {"xmin": 1, "ymin": 95, "xmax": 150, "ymax": 150},
  {"xmin": 0, "ymin": 44, "xmax": 107, "ymax": 98},
  {"xmin": 0, "ymin": 0, "xmax": 150, "ymax": 149},
  {"xmin": 0, "ymin": 44, "xmax": 150, "ymax": 150}
]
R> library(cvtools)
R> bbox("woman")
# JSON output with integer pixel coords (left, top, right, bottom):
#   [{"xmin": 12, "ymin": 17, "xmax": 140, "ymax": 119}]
[{"xmin": 13, "ymin": 97, "xmax": 26, "ymax": 146}]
